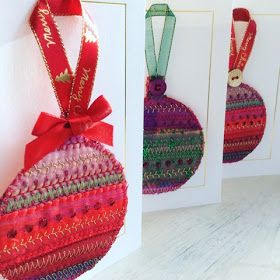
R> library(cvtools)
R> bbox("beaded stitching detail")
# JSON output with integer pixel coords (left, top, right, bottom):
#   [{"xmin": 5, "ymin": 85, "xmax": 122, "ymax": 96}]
[
  {"xmin": 3, "ymin": 237, "xmax": 114, "ymax": 279},
  {"xmin": 143, "ymin": 96, "xmax": 204, "ymax": 194},
  {"xmin": 0, "ymin": 136, "xmax": 128, "ymax": 279},
  {"xmin": 39, "ymin": 258, "xmax": 101, "ymax": 280},
  {"xmin": 3, "ymin": 173, "xmax": 124, "ymax": 213},
  {"xmin": 144, "ymin": 103, "xmax": 189, "ymax": 113},
  {"xmin": 1, "ymin": 207, "xmax": 126, "ymax": 258},
  {"xmin": 144, "ymin": 167, "xmax": 195, "ymax": 180},
  {"xmin": 25, "ymin": 152, "xmax": 109, "ymax": 177},
  {"xmin": 223, "ymin": 83, "xmax": 266, "ymax": 163}
]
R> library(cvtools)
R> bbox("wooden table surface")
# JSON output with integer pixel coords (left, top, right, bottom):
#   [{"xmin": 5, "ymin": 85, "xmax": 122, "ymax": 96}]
[{"xmin": 93, "ymin": 176, "xmax": 280, "ymax": 280}]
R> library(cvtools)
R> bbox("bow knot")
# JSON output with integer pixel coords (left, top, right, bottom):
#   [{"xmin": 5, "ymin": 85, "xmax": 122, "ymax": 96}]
[
  {"xmin": 24, "ymin": 95, "xmax": 113, "ymax": 170},
  {"xmin": 69, "ymin": 115, "xmax": 93, "ymax": 135}
]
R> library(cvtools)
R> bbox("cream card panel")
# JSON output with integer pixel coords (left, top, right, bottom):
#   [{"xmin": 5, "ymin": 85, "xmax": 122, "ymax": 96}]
[
  {"xmin": 223, "ymin": 0, "xmax": 280, "ymax": 178},
  {"xmin": 0, "ymin": 0, "xmax": 145, "ymax": 275},
  {"xmin": 143, "ymin": 0, "xmax": 232, "ymax": 212}
]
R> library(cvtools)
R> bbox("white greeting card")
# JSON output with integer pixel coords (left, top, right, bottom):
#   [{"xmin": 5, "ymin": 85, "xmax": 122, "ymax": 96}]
[
  {"xmin": 143, "ymin": 0, "xmax": 233, "ymax": 212},
  {"xmin": 223, "ymin": 0, "xmax": 280, "ymax": 178},
  {"xmin": 0, "ymin": 0, "xmax": 145, "ymax": 276}
]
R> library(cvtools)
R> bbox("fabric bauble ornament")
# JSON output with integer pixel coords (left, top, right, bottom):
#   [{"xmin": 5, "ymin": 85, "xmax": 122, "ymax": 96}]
[
  {"xmin": 223, "ymin": 8, "xmax": 266, "ymax": 163},
  {"xmin": 0, "ymin": 1, "xmax": 127, "ymax": 279},
  {"xmin": 143, "ymin": 4, "xmax": 204, "ymax": 194},
  {"xmin": 0, "ymin": 136, "xmax": 127, "ymax": 280}
]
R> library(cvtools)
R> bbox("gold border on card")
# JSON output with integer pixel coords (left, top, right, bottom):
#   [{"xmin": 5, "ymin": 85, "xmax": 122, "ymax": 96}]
[
  {"xmin": 172, "ymin": 10, "xmax": 215, "ymax": 190},
  {"xmin": 82, "ymin": 0, "xmax": 127, "ymax": 236},
  {"xmin": 242, "ymin": 13, "xmax": 280, "ymax": 162}
]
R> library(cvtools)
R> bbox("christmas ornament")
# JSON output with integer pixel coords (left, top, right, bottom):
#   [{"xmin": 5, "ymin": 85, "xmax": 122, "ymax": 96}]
[
  {"xmin": 143, "ymin": 4, "xmax": 204, "ymax": 194},
  {"xmin": 224, "ymin": 8, "xmax": 266, "ymax": 163},
  {"xmin": 0, "ymin": 1, "xmax": 127, "ymax": 279}
]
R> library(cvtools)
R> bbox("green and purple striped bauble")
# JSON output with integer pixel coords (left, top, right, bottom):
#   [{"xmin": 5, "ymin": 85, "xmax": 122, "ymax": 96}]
[{"xmin": 143, "ymin": 96, "xmax": 204, "ymax": 194}]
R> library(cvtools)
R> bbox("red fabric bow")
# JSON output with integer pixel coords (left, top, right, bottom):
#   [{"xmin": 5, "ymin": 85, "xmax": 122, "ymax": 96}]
[{"xmin": 24, "ymin": 95, "xmax": 113, "ymax": 170}]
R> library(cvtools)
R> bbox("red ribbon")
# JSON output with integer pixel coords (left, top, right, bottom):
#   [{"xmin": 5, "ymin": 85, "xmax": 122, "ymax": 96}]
[
  {"xmin": 25, "ymin": 96, "xmax": 113, "ymax": 170},
  {"xmin": 25, "ymin": 0, "xmax": 113, "ymax": 170},
  {"xmin": 229, "ymin": 8, "xmax": 257, "ymax": 72}
]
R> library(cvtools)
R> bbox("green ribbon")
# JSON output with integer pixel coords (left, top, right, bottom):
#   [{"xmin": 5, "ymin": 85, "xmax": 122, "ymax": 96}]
[{"xmin": 145, "ymin": 4, "xmax": 176, "ymax": 78}]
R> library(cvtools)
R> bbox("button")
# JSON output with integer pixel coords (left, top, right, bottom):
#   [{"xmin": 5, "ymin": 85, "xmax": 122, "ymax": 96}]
[
  {"xmin": 228, "ymin": 69, "xmax": 243, "ymax": 87},
  {"xmin": 148, "ymin": 77, "xmax": 167, "ymax": 97}
]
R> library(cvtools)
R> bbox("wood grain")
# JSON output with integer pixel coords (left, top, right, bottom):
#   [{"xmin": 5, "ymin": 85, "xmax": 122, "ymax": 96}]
[{"xmin": 92, "ymin": 176, "xmax": 280, "ymax": 280}]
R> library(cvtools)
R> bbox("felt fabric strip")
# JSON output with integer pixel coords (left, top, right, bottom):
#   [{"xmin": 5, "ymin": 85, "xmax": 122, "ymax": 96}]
[{"xmin": 0, "ymin": 199, "xmax": 127, "ymax": 267}]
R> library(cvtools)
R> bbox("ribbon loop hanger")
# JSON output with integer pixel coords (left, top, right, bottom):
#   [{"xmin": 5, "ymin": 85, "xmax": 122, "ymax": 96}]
[
  {"xmin": 26, "ymin": 0, "xmax": 112, "ymax": 170},
  {"xmin": 30, "ymin": 0, "xmax": 98, "ymax": 117},
  {"xmin": 228, "ymin": 8, "xmax": 257, "ymax": 87},
  {"xmin": 145, "ymin": 4, "xmax": 176, "ymax": 79},
  {"xmin": 47, "ymin": 0, "xmax": 82, "ymax": 15}
]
